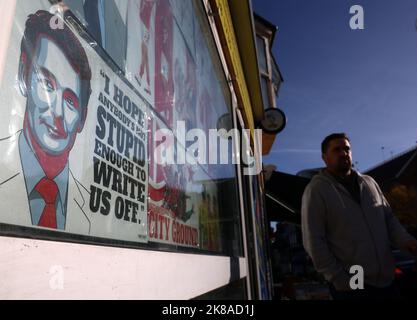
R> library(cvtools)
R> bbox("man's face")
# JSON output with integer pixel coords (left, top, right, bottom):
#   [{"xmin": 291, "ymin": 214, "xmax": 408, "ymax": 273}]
[
  {"xmin": 25, "ymin": 37, "xmax": 83, "ymax": 155},
  {"xmin": 323, "ymin": 138, "xmax": 352, "ymax": 174}
]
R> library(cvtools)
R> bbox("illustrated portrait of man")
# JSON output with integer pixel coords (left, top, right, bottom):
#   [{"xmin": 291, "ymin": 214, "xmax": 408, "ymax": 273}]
[{"xmin": 0, "ymin": 10, "xmax": 92, "ymax": 232}]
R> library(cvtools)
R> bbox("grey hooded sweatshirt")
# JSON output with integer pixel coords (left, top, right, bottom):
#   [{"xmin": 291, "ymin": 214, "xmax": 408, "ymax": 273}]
[{"xmin": 301, "ymin": 169, "xmax": 415, "ymax": 290}]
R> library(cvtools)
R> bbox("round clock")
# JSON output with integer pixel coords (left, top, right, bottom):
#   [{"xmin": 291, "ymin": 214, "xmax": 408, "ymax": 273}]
[{"xmin": 260, "ymin": 108, "xmax": 286, "ymax": 134}]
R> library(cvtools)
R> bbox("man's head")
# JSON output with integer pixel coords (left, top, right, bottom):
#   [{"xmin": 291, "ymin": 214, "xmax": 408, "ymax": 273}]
[
  {"xmin": 321, "ymin": 133, "xmax": 352, "ymax": 175},
  {"xmin": 18, "ymin": 10, "xmax": 91, "ymax": 155}
]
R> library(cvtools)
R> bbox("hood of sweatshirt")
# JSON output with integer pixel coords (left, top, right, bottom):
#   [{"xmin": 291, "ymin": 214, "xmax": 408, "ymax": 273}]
[{"xmin": 312, "ymin": 169, "xmax": 364, "ymax": 209}]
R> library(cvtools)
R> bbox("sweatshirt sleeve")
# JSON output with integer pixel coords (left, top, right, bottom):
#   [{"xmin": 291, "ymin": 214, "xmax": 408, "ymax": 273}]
[
  {"xmin": 301, "ymin": 182, "xmax": 351, "ymax": 291},
  {"xmin": 372, "ymin": 180, "xmax": 416, "ymax": 249}
]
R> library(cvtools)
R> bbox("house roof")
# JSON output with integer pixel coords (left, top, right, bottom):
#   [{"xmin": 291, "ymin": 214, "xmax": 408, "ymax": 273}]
[
  {"xmin": 365, "ymin": 146, "xmax": 417, "ymax": 188},
  {"xmin": 265, "ymin": 171, "xmax": 310, "ymax": 224}
]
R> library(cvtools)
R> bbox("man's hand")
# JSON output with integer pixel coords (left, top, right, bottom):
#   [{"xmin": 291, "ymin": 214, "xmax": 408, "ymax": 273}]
[{"xmin": 405, "ymin": 240, "xmax": 417, "ymax": 260}]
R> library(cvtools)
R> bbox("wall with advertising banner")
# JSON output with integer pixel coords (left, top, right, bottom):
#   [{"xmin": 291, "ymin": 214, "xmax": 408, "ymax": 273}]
[
  {"xmin": 0, "ymin": 0, "xmax": 242, "ymax": 254},
  {"xmin": 0, "ymin": 2, "xmax": 148, "ymax": 243}
]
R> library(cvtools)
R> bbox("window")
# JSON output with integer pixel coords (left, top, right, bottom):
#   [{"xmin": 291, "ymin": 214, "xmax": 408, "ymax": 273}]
[
  {"xmin": 256, "ymin": 35, "xmax": 268, "ymax": 74},
  {"xmin": 0, "ymin": 0, "xmax": 243, "ymax": 257},
  {"xmin": 256, "ymin": 33, "xmax": 274, "ymax": 109}
]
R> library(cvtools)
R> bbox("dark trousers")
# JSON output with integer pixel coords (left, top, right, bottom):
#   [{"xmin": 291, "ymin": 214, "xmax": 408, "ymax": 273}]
[{"xmin": 329, "ymin": 282, "xmax": 401, "ymax": 300}]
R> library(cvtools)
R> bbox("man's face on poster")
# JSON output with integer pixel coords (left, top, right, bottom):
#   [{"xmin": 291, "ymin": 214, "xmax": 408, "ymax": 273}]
[{"xmin": 25, "ymin": 37, "xmax": 84, "ymax": 155}]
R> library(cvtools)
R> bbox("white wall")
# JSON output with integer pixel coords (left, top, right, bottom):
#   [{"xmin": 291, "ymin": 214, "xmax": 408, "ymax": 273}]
[{"xmin": 0, "ymin": 236, "xmax": 246, "ymax": 299}]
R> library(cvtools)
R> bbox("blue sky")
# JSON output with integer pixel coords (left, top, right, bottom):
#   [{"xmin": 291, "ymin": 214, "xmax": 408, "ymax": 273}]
[{"xmin": 253, "ymin": 0, "xmax": 417, "ymax": 174}]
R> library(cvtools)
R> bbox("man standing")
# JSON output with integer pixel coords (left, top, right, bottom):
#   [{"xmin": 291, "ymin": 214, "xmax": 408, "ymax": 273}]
[
  {"xmin": 0, "ymin": 10, "xmax": 92, "ymax": 232},
  {"xmin": 302, "ymin": 133, "xmax": 417, "ymax": 299}
]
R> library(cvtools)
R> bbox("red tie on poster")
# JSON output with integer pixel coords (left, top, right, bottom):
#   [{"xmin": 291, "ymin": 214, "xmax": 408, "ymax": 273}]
[{"xmin": 35, "ymin": 177, "xmax": 58, "ymax": 229}]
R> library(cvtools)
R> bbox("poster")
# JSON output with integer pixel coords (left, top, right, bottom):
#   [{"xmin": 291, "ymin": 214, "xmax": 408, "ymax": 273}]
[
  {"xmin": 146, "ymin": 0, "xmax": 200, "ymax": 248},
  {"xmin": 0, "ymin": 4, "xmax": 148, "ymax": 243},
  {"xmin": 0, "ymin": 1, "xmax": 240, "ymax": 253}
]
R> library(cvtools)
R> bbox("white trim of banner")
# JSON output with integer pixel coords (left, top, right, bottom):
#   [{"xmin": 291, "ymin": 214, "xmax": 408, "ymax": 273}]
[
  {"xmin": 0, "ymin": 236, "xmax": 247, "ymax": 299},
  {"xmin": 0, "ymin": 0, "xmax": 17, "ymax": 87}
]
